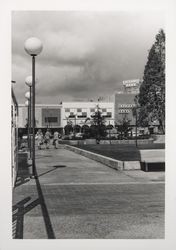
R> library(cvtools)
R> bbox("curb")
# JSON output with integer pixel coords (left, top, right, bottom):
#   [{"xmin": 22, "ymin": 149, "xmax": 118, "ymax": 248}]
[{"xmin": 63, "ymin": 145, "xmax": 141, "ymax": 171}]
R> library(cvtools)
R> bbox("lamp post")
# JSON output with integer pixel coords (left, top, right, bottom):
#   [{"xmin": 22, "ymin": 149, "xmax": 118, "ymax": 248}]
[
  {"xmin": 25, "ymin": 76, "xmax": 32, "ymax": 158},
  {"xmin": 25, "ymin": 100, "xmax": 30, "ymax": 149},
  {"xmin": 24, "ymin": 37, "xmax": 43, "ymax": 178},
  {"xmin": 135, "ymin": 106, "xmax": 140, "ymax": 148},
  {"xmin": 25, "ymin": 91, "xmax": 30, "ymax": 149},
  {"xmin": 135, "ymin": 110, "xmax": 138, "ymax": 147},
  {"xmin": 74, "ymin": 113, "xmax": 77, "ymax": 136}
]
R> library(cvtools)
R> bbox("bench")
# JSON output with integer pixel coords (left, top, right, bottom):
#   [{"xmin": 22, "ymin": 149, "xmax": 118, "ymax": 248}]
[{"xmin": 140, "ymin": 149, "xmax": 165, "ymax": 172}]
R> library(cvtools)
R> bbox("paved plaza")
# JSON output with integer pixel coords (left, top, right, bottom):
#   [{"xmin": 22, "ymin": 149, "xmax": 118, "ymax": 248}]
[{"xmin": 13, "ymin": 145, "xmax": 165, "ymax": 239}]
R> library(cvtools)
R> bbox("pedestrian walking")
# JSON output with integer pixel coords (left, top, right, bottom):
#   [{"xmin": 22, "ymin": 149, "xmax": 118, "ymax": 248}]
[
  {"xmin": 53, "ymin": 130, "xmax": 59, "ymax": 149},
  {"xmin": 44, "ymin": 129, "xmax": 51, "ymax": 149},
  {"xmin": 36, "ymin": 129, "xmax": 44, "ymax": 150}
]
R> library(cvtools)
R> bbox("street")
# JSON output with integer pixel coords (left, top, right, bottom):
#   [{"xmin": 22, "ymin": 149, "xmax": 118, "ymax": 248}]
[{"xmin": 13, "ymin": 145, "xmax": 165, "ymax": 239}]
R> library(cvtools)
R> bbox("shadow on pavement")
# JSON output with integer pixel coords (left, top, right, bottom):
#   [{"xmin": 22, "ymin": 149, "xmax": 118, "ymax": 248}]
[
  {"xmin": 13, "ymin": 152, "xmax": 56, "ymax": 239},
  {"xmin": 13, "ymin": 174, "xmax": 56, "ymax": 239},
  {"xmin": 38, "ymin": 165, "xmax": 66, "ymax": 177},
  {"xmin": 35, "ymin": 172, "xmax": 56, "ymax": 239},
  {"xmin": 15, "ymin": 152, "xmax": 30, "ymax": 188},
  {"xmin": 12, "ymin": 197, "xmax": 40, "ymax": 239}
]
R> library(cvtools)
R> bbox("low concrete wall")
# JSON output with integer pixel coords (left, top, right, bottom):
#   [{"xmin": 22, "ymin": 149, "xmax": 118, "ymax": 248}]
[
  {"xmin": 100, "ymin": 139, "xmax": 154, "ymax": 145},
  {"xmin": 63, "ymin": 145, "xmax": 141, "ymax": 171},
  {"xmin": 140, "ymin": 149, "xmax": 165, "ymax": 162},
  {"xmin": 123, "ymin": 161, "xmax": 141, "ymax": 170},
  {"xmin": 152, "ymin": 135, "xmax": 165, "ymax": 144},
  {"xmin": 60, "ymin": 139, "xmax": 154, "ymax": 145},
  {"xmin": 85, "ymin": 139, "xmax": 97, "ymax": 145},
  {"xmin": 59, "ymin": 140, "xmax": 86, "ymax": 145}
]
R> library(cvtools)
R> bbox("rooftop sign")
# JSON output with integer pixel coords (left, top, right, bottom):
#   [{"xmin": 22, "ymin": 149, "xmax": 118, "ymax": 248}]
[{"xmin": 123, "ymin": 79, "xmax": 140, "ymax": 85}]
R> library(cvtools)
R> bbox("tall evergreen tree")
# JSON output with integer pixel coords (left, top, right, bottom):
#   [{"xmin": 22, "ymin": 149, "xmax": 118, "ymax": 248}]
[{"xmin": 138, "ymin": 29, "xmax": 165, "ymax": 133}]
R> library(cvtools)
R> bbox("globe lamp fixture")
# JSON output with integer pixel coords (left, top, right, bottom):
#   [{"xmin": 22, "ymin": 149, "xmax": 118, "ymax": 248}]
[{"xmin": 24, "ymin": 37, "xmax": 43, "ymax": 56}]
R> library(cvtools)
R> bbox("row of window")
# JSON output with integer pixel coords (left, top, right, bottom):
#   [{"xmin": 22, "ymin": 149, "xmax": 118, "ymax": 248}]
[
  {"xmin": 119, "ymin": 109, "xmax": 130, "ymax": 114},
  {"xmin": 65, "ymin": 108, "xmax": 108, "ymax": 113},
  {"xmin": 124, "ymin": 83, "xmax": 137, "ymax": 87},
  {"xmin": 119, "ymin": 104, "xmax": 135, "ymax": 108},
  {"xmin": 44, "ymin": 112, "xmax": 113, "ymax": 124}
]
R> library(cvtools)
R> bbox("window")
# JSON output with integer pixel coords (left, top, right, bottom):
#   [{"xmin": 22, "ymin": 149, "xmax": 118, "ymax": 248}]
[
  {"xmin": 77, "ymin": 108, "xmax": 82, "ymax": 112},
  {"xmin": 90, "ymin": 108, "xmax": 95, "ymax": 112},
  {"xmin": 107, "ymin": 112, "xmax": 112, "ymax": 117},
  {"xmin": 119, "ymin": 109, "xmax": 129, "ymax": 114},
  {"xmin": 65, "ymin": 108, "xmax": 70, "ymax": 112},
  {"xmin": 69, "ymin": 114, "xmax": 75, "ymax": 118},
  {"xmin": 78, "ymin": 112, "xmax": 87, "ymax": 118},
  {"xmin": 45, "ymin": 117, "xmax": 58, "ymax": 123}
]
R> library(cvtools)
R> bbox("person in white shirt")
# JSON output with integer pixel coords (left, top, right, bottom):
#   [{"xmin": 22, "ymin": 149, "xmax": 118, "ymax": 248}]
[
  {"xmin": 44, "ymin": 129, "xmax": 51, "ymax": 149},
  {"xmin": 53, "ymin": 130, "xmax": 59, "ymax": 149},
  {"xmin": 36, "ymin": 129, "xmax": 44, "ymax": 150}
]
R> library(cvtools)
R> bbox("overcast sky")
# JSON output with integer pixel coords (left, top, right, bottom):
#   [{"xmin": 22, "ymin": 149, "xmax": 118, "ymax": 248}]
[{"xmin": 12, "ymin": 11, "xmax": 164, "ymax": 104}]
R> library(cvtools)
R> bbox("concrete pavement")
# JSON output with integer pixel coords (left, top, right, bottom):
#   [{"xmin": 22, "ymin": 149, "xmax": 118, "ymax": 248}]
[{"xmin": 13, "ymin": 145, "xmax": 165, "ymax": 239}]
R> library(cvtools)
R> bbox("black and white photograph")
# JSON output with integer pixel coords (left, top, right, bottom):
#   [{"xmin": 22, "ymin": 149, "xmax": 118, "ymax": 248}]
[{"xmin": 1, "ymin": 0, "xmax": 176, "ymax": 249}]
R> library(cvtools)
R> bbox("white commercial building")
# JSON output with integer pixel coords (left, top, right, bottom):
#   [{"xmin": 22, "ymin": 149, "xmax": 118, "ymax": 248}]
[
  {"xmin": 61, "ymin": 102, "xmax": 114, "ymax": 127},
  {"xmin": 18, "ymin": 102, "xmax": 114, "ymax": 129},
  {"xmin": 18, "ymin": 104, "xmax": 62, "ymax": 128}
]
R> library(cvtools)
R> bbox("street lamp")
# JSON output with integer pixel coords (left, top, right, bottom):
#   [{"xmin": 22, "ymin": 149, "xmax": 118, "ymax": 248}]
[
  {"xmin": 134, "ymin": 106, "xmax": 140, "ymax": 148},
  {"xmin": 25, "ymin": 76, "xmax": 32, "ymax": 159},
  {"xmin": 74, "ymin": 113, "xmax": 77, "ymax": 136},
  {"xmin": 25, "ymin": 91, "xmax": 30, "ymax": 148},
  {"xmin": 25, "ymin": 91, "xmax": 30, "ymax": 100},
  {"xmin": 24, "ymin": 37, "xmax": 43, "ymax": 178},
  {"xmin": 25, "ymin": 100, "xmax": 30, "ymax": 149}
]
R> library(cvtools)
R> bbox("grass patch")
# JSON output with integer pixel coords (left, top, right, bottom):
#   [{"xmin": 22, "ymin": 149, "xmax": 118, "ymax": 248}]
[{"xmin": 75, "ymin": 143, "xmax": 165, "ymax": 161}]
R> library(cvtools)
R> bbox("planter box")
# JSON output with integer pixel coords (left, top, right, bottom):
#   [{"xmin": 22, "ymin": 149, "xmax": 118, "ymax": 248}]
[
  {"xmin": 60, "ymin": 138, "xmax": 154, "ymax": 145},
  {"xmin": 100, "ymin": 139, "xmax": 154, "ymax": 145},
  {"xmin": 64, "ymin": 144, "xmax": 141, "ymax": 170},
  {"xmin": 69, "ymin": 140, "xmax": 78, "ymax": 146},
  {"xmin": 85, "ymin": 139, "xmax": 97, "ymax": 145},
  {"xmin": 152, "ymin": 134, "xmax": 165, "ymax": 143}
]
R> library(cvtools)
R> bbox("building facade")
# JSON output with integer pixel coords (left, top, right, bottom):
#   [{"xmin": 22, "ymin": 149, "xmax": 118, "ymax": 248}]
[
  {"xmin": 18, "ymin": 104, "xmax": 62, "ymax": 129},
  {"xmin": 114, "ymin": 79, "xmax": 141, "ymax": 126},
  {"xmin": 11, "ymin": 88, "xmax": 18, "ymax": 187},
  {"xmin": 18, "ymin": 102, "xmax": 114, "ymax": 129},
  {"xmin": 61, "ymin": 102, "xmax": 114, "ymax": 127},
  {"xmin": 122, "ymin": 79, "xmax": 141, "ymax": 94},
  {"xmin": 16, "ymin": 78, "xmax": 160, "ymax": 135}
]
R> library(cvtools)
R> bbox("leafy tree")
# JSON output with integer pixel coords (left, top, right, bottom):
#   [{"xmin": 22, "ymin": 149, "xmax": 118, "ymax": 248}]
[
  {"xmin": 81, "ymin": 124, "xmax": 90, "ymax": 138},
  {"xmin": 116, "ymin": 115, "xmax": 132, "ymax": 139},
  {"xmin": 64, "ymin": 124, "xmax": 73, "ymax": 135},
  {"xmin": 92, "ymin": 105, "xmax": 105, "ymax": 126},
  {"xmin": 106, "ymin": 124, "xmax": 113, "ymax": 130},
  {"xmin": 137, "ymin": 29, "xmax": 165, "ymax": 133},
  {"xmin": 89, "ymin": 125, "xmax": 98, "ymax": 138},
  {"xmin": 99, "ymin": 124, "xmax": 107, "ymax": 138},
  {"xmin": 73, "ymin": 124, "xmax": 81, "ymax": 134},
  {"xmin": 91, "ymin": 105, "xmax": 107, "ymax": 138}
]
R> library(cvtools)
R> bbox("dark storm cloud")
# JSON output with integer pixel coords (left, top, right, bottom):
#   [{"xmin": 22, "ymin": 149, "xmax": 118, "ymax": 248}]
[{"xmin": 12, "ymin": 11, "xmax": 164, "ymax": 104}]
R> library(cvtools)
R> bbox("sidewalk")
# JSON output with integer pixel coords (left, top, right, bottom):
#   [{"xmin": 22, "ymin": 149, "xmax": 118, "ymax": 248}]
[{"xmin": 12, "ymin": 145, "xmax": 165, "ymax": 239}]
